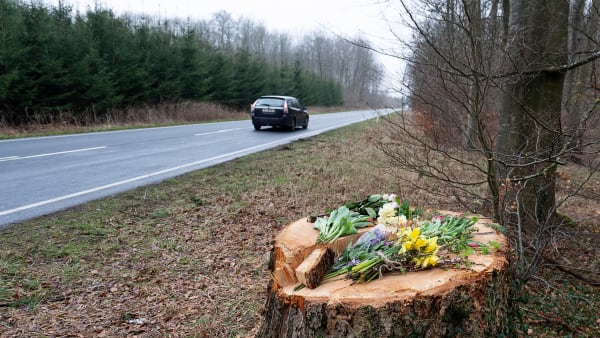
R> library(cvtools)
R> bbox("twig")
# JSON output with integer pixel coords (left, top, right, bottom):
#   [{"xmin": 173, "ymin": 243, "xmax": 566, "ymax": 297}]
[
  {"xmin": 543, "ymin": 254, "xmax": 600, "ymax": 285},
  {"xmin": 520, "ymin": 306, "xmax": 585, "ymax": 334}
]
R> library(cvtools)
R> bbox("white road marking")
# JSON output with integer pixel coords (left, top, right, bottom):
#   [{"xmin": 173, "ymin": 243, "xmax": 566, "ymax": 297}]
[
  {"xmin": 0, "ymin": 112, "xmax": 385, "ymax": 218},
  {"xmin": 0, "ymin": 146, "xmax": 107, "ymax": 162},
  {"xmin": 0, "ymin": 120, "xmax": 246, "ymax": 143},
  {"xmin": 0, "ymin": 135, "xmax": 299, "ymax": 217},
  {"xmin": 194, "ymin": 128, "xmax": 244, "ymax": 136}
]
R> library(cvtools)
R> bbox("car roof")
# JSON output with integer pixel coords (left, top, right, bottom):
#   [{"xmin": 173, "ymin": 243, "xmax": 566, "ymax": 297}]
[{"xmin": 259, "ymin": 95, "xmax": 296, "ymax": 100}]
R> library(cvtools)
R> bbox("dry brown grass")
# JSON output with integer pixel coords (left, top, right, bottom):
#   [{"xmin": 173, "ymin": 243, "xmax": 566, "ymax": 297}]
[
  {"xmin": 0, "ymin": 102, "xmax": 247, "ymax": 138},
  {"xmin": 0, "ymin": 120, "xmax": 598, "ymax": 337},
  {"xmin": 0, "ymin": 102, "xmax": 351, "ymax": 139},
  {"xmin": 0, "ymin": 122, "xmax": 392, "ymax": 337}
]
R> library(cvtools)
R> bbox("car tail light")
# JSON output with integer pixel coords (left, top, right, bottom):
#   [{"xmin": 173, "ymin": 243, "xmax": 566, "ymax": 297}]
[
  {"xmin": 283, "ymin": 101, "xmax": 288, "ymax": 114},
  {"xmin": 251, "ymin": 101, "xmax": 256, "ymax": 113}
]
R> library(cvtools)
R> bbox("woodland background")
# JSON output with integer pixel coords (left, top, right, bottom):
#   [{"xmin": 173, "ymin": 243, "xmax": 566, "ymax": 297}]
[{"xmin": 0, "ymin": 0, "xmax": 387, "ymax": 126}]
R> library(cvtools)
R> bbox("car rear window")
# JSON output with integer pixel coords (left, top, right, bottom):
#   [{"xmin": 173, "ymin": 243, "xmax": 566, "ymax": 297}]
[{"xmin": 255, "ymin": 98, "xmax": 284, "ymax": 107}]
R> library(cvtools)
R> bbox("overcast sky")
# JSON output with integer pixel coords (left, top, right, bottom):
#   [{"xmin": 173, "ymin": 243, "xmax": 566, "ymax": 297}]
[
  {"xmin": 47, "ymin": 0, "xmax": 393, "ymax": 35},
  {"xmin": 44, "ymin": 0, "xmax": 408, "ymax": 87}
]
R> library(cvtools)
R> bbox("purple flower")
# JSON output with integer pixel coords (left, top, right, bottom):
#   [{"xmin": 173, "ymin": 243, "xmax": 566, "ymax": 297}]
[
  {"xmin": 367, "ymin": 228, "xmax": 387, "ymax": 245},
  {"xmin": 349, "ymin": 258, "xmax": 360, "ymax": 267},
  {"xmin": 353, "ymin": 224, "xmax": 389, "ymax": 250}
]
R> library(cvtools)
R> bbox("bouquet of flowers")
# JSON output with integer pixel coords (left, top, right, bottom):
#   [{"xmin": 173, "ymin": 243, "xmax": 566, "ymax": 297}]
[{"xmin": 313, "ymin": 194, "xmax": 498, "ymax": 286}]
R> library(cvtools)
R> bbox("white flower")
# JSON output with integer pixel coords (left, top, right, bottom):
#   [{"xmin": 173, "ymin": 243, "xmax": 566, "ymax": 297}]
[
  {"xmin": 382, "ymin": 193, "xmax": 397, "ymax": 202},
  {"xmin": 398, "ymin": 215, "xmax": 408, "ymax": 227},
  {"xmin": 378, "ymin": 203, "xmax": 396, "ymax": 218},
  {"xmin": 377, "ymin": 203, "xmax": 400, "ymax": 226},
  {"xmin": 379, "ymin": 216, "xmax": 399, "ymax": 227}
]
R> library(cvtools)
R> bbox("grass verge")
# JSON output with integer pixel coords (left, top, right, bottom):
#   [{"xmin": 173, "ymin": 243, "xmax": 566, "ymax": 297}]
[{"xmin": 0, "ymin": 120, "xmax": 598, "ymax": 337}]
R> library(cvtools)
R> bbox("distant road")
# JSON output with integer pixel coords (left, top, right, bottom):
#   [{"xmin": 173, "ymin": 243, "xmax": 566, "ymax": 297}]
[{"xmin": 0, "ymin": 109, "xmax": 390, "ymax": 227}]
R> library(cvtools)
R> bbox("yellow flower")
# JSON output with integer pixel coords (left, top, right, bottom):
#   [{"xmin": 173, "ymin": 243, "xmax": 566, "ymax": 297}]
[
  {"xmin": 400, "ymin": 227, "xmax": 412, "ymax": 239},
  {"xmin": 411, "ymin": 254, "xmax": 440, "ymax": 268},
  {"xmin": 399, "ymin": 245, "xmax": 406, "ymax": 254},
  {"xmin": 409, "ymin": 228, "xmax": 420, "ymax": 240},
  {"xmin": 421, "ymin": 254, "xmax": 439, "ymax": 268},
  {"xmin": 414, "ymin": 237, "xmax": 427, "ymax": 250},
  {"xmin": 424, "ymin": 237, "xmax": 438, "ymax": 253}
]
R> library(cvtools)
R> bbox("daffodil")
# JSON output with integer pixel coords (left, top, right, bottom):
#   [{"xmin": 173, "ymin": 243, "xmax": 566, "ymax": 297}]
[
  {"xmin": 411, "ymin": 253, "xmax": 440, "ymax": 268},
  {"xmin": 401, "ymin": 241, "xmax": 412, "ymax": 253},
  {"xmin": 400, "ymin": 227, "xmax": 412, "ymax": 239},
  {"xmin": 421, "ymin": 254, "xmax": 439, "ymax": 268},
  {"xmin": 414, "ymin": 237, "xmax": 427, "ymax": 250},
  {"xmin": 424, "ymin": 237, "xmax": 438, "ymax": 253},
  {"xmin": 409, "ymin": 228, "xmax": 420, "ymax": 240}
]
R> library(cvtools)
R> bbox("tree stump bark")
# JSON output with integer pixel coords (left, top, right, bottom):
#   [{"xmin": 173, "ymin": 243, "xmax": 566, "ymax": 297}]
[{"xmin": 257, "ymin": 213, "xmax": 510, "ymax": 338}]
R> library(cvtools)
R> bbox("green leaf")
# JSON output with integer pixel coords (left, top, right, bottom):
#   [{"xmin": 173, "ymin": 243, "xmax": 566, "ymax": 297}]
[
  {"xmin": 365, "ymin": 207, "xmax": 377, "ymax": 218},
  {"xmin": 313, "ymin": 217, "xmax": 328, "ymax": 230},
  {"xmin": 368, "ymin": 194, "xmax": 382, "ymax": 202},
  {"xmin": 488, "ymin": 241, "xmax": 501, "ymax": 249}
]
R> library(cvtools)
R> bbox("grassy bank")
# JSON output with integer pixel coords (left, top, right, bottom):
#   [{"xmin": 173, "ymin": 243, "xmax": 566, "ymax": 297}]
[
  {"xmin": 0, "ymin": 102, "xmax": 350, "ymax": 139},
  {"xmin": 0, "ymin": 102, "xmax": 248, "ymax": 140},
  {"xmin": 0, "ymin": 120, "xmax": 598, "ymax": 337}
]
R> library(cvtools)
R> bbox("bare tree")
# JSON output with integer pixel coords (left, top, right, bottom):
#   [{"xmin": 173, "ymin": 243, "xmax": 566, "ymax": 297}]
[
  {"xmin": 209, "ymin": 11, "xmax": 236, "ymax": 52},
  {"xmin": 373, "ymin": 0, "xmax": 600, "ymax": 288},
  {"xmin": 495, "ymin": 0, "xmax": 569, "ymax": 281},
  {"xmin": 562, "ymin": 0, "xmax": 600, "ymax": 156}
]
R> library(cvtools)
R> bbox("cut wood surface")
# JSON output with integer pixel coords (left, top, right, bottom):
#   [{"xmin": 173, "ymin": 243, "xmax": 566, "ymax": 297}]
[
  {"xmin": 295, "ymin": 247, "xmax": 335, "ymax": 289},
  {"xmin": 258, "ymin": 213, "xmax": 510, "ymax": 337}
]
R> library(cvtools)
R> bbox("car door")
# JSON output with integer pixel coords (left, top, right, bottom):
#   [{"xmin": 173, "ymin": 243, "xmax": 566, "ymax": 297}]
[
  {"xmin": 296, "ymin": 99, "xmax": 307, "ymax": 124},
  {"xmin": 291, "ymin": 98, "xmax": 303, "ymax": 123}
]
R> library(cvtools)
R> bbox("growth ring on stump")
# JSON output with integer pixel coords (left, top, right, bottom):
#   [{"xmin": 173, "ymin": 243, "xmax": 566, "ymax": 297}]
[{"xmin": 257, "ymin": 213, "xmax": 509, "ymax": 337}]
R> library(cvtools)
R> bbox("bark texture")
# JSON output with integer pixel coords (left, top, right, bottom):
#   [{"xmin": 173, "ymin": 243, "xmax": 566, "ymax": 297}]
[
  {"xmin": 258, "ymin": 216, "xmax": 509, "ymax": 337},
  {"xmin": 496, "ymin": 0, "xmax": 568, "ymax": 228}
]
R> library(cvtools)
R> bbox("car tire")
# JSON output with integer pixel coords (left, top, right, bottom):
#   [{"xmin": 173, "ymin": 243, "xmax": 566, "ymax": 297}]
[
  {"xmin": 253, "ymin": 123, "xmax": 261, "ymax": 131},
  {"xmin": 302, "ymin": 116, "xmax": 309, "ymax": 129}
]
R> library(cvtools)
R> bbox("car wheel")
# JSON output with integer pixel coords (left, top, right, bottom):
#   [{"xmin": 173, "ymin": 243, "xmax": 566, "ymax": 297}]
[
  {"xmin": 302, "ymin": 116, "xmax": 309, "ymax": 129},
  {"xmin": 253, "ymin": 123, "xmax": 261, "ymax": 131}
]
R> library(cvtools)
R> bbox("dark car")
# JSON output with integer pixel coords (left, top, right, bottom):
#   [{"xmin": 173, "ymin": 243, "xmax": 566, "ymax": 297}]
[{"xmin": 250, "ymin": 95, "xmax": 309, "ymax": 131}]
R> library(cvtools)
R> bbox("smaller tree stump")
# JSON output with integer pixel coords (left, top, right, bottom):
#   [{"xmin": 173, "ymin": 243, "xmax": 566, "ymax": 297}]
[
  {"xmin": 258, "ymin": 213, "xmax": 510, "ymax": 337},
  {"xmin": 295, "ymin": 248, "xmax": 335, "ymax": 289}
]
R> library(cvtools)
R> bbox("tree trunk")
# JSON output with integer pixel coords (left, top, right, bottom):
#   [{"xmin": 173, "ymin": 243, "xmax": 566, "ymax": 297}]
[
  {"xmin": 562, "ymin": 0, "xmax": 587, "ymax": 155},
  {"xmin": 257, "ymin": 216, "xmax": 509, "ymax": 337},
  {"xmin": 464, "ymin": 0, "xmax": 483, "ymax": 150},
  {"xmin": 496, "ymin": 0, "xmax": 568, "ymax": 228},
  {"xmin": 564, "ymin": 0, "xmax": 600, "ymax": 154}
]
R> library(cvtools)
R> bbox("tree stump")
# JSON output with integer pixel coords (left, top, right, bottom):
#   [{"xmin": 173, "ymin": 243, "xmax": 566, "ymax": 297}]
[{"xmin": 257, "ymin": 213, "xmax": 510, "ymax": 337}]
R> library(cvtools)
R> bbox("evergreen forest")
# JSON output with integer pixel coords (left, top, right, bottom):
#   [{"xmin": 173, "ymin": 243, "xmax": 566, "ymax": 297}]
[{"xmin": 0, "ymin": 0, "xmax": 385, "ymax": 126}]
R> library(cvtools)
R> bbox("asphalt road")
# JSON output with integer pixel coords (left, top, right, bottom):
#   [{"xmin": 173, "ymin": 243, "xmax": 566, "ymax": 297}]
[{"xmin": 0, "ymin": 109, "xmax": 389, "ymax": 227}]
